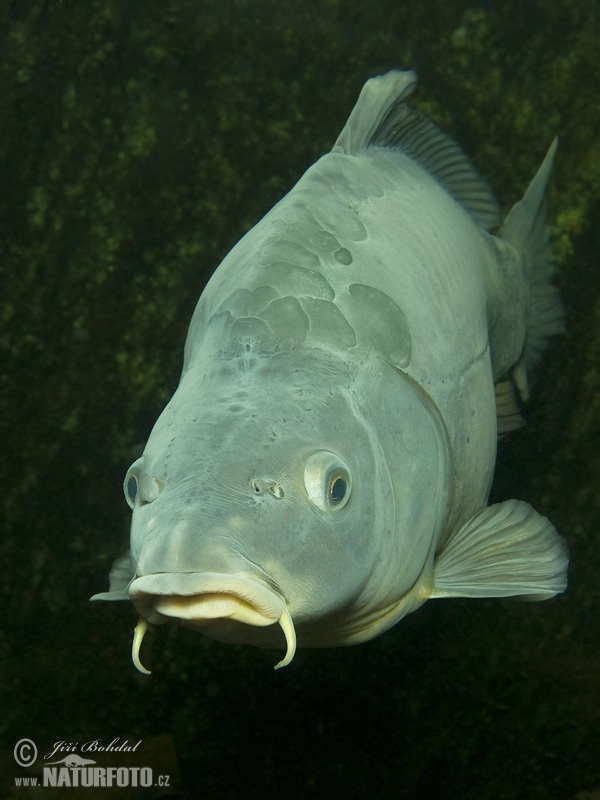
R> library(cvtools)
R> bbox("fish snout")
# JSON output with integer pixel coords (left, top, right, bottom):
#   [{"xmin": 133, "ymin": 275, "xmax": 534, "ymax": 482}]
[{"xmin": 128, "ymin": 572, "xmax": 296, "ymax": 673}]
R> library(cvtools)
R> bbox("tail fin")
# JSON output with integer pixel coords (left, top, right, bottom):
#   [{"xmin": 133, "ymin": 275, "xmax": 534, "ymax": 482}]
[{"xmin": 500, "ymin": 139, "xmax": 565, "ymax": 370}]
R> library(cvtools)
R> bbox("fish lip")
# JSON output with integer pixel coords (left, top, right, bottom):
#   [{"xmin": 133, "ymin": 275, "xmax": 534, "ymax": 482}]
[
  {"xmin": 129, "ymin": 571, "xmax": 286, "ymax": 621},
  {"xmin": 128, "ymin": 572, "xmax": 297, "ymax": 672}
]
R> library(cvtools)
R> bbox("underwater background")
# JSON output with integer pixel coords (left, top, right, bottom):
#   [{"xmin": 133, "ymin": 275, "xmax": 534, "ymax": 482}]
[{"xmin": 1, "ymin": 1, "xmax": 599, "ymax": 797}]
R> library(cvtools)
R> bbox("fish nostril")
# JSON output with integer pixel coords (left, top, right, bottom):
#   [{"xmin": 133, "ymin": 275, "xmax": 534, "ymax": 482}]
[{"xmin": 250, "ymin": 478, "xmax": 284, "ymax": 499}]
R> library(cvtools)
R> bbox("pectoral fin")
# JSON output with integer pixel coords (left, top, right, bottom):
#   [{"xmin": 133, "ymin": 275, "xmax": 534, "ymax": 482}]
[
  {"xmin": 432, "ymin": 500, "xmax": 568, "ymax": 600},
  {"xmin": 90, "ymin": 551, "xmax": 133, "ymax": 602}
]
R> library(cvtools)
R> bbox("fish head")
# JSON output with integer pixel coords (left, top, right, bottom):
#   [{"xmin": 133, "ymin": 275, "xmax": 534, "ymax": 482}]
[
  {"xmin": 122, "ymin": 347, "xmax": 381, "ymax": 667},
  {"xmin": 107, "ymin": 346, "xmax": 453, "ymax": 670}
]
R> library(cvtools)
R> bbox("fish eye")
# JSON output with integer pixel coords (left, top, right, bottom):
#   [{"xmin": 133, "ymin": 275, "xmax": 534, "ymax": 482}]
[
  {"xmin": 329, "ymin": 475, "xmax": 348, "ymax": 505},
  {"xmin": 123, "ymin": 459, "xmax": 143, "ymax": 510},
  {"xmin": 304, "ymin": 451, "xmax": 352, "ymax": 512}
]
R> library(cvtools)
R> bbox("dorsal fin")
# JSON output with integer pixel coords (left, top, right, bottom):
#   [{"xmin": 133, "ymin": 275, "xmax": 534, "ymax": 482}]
[
  {"xmin": 333, "ymin": 70, "xmax": 501, "ymax": 231},
  {"xmin": 334, "ymin": 70, "xmax": 418, "ymax": 157}
]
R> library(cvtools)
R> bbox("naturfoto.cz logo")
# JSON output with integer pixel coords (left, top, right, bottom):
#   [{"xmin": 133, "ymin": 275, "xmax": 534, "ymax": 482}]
[{"xmin": 12, "ymin": 737, "xmax": 172, "ymax": 790}]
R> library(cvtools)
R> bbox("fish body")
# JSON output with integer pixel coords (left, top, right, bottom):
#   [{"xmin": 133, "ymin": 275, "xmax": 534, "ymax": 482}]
[{"xmin": 93, "ymin": 71, "xmax": 567, "ymax": 671}]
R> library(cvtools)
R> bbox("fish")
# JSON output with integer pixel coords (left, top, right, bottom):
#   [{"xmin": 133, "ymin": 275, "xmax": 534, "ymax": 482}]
[{"xmin": 92, "ymin": 69, "xmax": 568, "ymax": 673}]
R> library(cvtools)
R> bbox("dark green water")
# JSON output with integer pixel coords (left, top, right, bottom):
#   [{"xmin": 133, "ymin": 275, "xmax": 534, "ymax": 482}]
[{"xmin": 1, "ymin": 2, "xmax": 598, "ymax": 798}]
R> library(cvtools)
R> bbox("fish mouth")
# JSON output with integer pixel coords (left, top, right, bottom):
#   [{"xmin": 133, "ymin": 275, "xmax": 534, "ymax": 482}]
[{"xmin": 128, "ymin": 572, "xmax": 296, "ymax": 674}]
